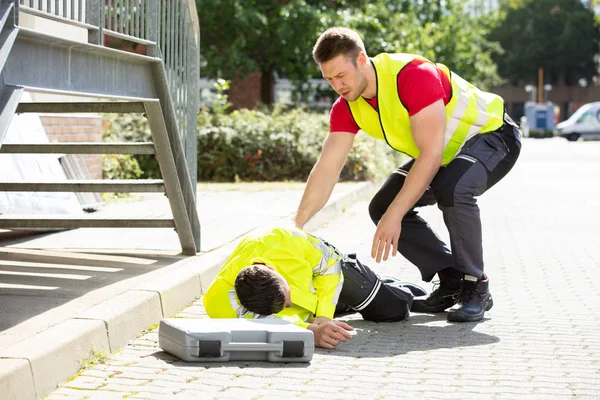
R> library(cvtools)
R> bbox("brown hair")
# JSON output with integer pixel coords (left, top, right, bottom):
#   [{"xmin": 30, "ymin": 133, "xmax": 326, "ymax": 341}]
[
  {"xmin": 235, "ymin": 265, "xmax": 286, "ymax": 315},
  {"xmin": 312, "ymin": 27, "xmax": 366, "ymax": 65}
]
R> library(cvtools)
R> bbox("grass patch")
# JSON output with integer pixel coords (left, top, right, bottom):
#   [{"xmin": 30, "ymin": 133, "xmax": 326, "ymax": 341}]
[{"xmin": 81, "ymin": 346, "xmax": 109, "ymax": 369}]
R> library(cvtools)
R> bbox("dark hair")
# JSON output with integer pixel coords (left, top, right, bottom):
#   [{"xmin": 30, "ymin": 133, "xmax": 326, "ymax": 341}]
[
  {"xmin": 234, "ymin": 265, "xmax": 286, "ymax": 315},
  {"xmin": 312, "ymin": 27, "xmax": 366, "ymax": 64}
]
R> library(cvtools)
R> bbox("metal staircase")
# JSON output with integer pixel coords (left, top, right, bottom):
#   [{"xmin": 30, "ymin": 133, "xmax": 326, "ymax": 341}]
[{"xmin": 0, "ymin": 0, "xmax": 201, "ymax": 255}]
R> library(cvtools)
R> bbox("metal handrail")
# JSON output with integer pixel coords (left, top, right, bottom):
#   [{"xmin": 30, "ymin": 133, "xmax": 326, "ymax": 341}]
[{"xmin": 186, "ymin": 0, "xmax": 199, "ymax": 47}]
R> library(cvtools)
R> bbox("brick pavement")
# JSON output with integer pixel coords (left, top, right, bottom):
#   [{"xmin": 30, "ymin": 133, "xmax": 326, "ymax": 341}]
[{"xmin": 44, "ymin": 138, "xmax": 600, "ymax": 399}]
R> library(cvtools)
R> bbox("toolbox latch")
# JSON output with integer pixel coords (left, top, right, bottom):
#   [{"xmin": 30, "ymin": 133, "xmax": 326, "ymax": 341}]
[
  {"xmin": 197, "ymin": 340, "xmax": 222, "ymax": 357},
  {"xmin": 282, "ymin": 341, "xmax": 304, "ymax": 358}
]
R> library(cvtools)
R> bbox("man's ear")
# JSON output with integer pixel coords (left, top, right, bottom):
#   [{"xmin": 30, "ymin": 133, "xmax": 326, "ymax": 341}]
[{"xmin": 357, "ymin": 51, "xmax": 368, "ymax": 68}]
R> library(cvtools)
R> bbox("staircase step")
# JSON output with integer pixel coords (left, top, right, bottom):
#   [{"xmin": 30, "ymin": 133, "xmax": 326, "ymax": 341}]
[
  {"xmin": 0, "ymin": 180, "xmax": 165, "ymax": 192},
  {"xmin": 16, "ymin": 101, "xmax": 146, "ymax": 114},
  {"xmin": 0, "ymin": 217, "xmax": 175, "ymax": 229},
  {"xmin": 0, "ymin": 84, "xmax": 23, "ymax": 145},
  {"xmin": 0, "ymin": 3, "xmax": 14, "ymax": 34},
  {"xmin": 18, "ymin": 4, "xmax": 99, "ymax": 32},
  {"xmin": 0, "ymin": 24, "xmax": 17, "ymax": 74},
  {"xmin": 0, "ymin": 142, "xmax": 156, "ymax": 154}
]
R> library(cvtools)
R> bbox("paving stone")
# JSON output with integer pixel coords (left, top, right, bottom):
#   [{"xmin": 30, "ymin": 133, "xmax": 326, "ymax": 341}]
[{"xmin": 42, "ymin": 139, "xmax": 600, "ymax": 399}]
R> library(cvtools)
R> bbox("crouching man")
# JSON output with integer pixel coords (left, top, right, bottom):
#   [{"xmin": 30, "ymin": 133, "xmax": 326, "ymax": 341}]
[{"xmin": 203, "ymin": 227, "xmax": 423, "ymax": 349}]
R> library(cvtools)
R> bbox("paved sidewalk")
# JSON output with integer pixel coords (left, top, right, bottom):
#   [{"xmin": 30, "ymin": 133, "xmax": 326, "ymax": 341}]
[
  {"xmin": 0, "ymin": 180, "xmax": 378, "ymax": 400},
  {"xmin": 43, "ymin": 138, "xmax": 600, "ymax": 400}
]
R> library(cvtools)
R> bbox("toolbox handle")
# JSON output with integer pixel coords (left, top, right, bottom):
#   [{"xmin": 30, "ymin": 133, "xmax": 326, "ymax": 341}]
[
  {"xmin": 222, "ymin": 342, "xmax": 282, "ymax": 352},
  {"xmin": 198, "ymin": 340, "xmax": 305, "ymax": 358}
]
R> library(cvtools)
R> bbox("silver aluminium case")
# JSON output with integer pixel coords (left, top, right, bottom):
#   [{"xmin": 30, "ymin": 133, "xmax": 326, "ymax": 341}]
[{"xmin": 159, "ymin": 318, "xmax": 314, "ymax": 363}]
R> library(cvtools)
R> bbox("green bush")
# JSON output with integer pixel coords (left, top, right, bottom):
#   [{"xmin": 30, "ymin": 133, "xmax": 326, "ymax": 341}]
[
  {"xmin": 101, "ymin": 81, "xmax": 406, "ymax": 183},
  {"xmin": 528, "ymin": 129, "xmax": 554, "ymax": 138},
  {"xmin": 196, "ymin": 105, "xmax": 405, "ymax": 182},
  {"xmin": 102, "ymin": 113, "xmax": 161, "ymax": 179}
]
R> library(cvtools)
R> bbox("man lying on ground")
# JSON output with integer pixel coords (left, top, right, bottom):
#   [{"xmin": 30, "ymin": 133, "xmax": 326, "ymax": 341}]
[{"xmin": 203, "ymin": 227, "xmax": 424, "ymax": 349}]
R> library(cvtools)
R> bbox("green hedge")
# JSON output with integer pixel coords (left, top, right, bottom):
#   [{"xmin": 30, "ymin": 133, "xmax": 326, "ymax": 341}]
[
  {"xmin": 528, "ymin": 129, "xmax": 554, "ymax": 138},
  {"xmin": 102, "ymin": 113, "xmax": 159, "ymax": 180},
  {"xmin": 197, "ymin": 105, "xmax": 405, "ymax": 182},
  {"xmin": 102, "ymin": 106, "xmax": 406, "ymax": 183}
]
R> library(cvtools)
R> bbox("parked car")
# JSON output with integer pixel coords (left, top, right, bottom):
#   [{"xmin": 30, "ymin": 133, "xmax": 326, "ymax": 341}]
[{"xmin": 554, "ymin": 101, "xmax": 600, "ymax": 141}]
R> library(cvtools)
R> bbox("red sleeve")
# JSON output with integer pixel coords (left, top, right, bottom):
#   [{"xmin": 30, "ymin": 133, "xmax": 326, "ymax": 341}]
[
  {"xmin": 329, "ymin": 96, "xmax": 360, "ymax": 134},
  {"xmin": 398, "ymin": 60, "xmax": 451, "ymax": 116}
]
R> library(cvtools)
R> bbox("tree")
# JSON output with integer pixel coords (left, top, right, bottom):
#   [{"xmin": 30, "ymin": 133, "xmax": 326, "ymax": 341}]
[
  {"xmin": 489, "ymin": 0, "xmax": 600, "ymax": 86},
  {"xmin": 332, "ymin": 0, "xmax": 504, "ymax": 89},
  {"xmin": 196, "ymin": 0, "xmax": 361, "ymax": 105},
  {"xmin": 197, "ymin": 0, "xmax": 504, "ymax": 105}
]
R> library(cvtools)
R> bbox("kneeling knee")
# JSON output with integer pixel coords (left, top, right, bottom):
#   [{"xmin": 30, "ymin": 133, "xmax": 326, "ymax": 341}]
[{"xmin": 368, "ymin": 196, "xmax": 385, "ymax": 223}]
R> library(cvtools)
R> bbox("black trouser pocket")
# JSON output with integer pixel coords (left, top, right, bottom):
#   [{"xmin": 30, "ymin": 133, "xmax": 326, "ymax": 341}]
[
  {"xmin": 461, "ymin": 132, "xmax": 508, "ymax": 173},
  {"xmin": 339, "ymin": 254, "xmax": 379, "ymax": 308}
]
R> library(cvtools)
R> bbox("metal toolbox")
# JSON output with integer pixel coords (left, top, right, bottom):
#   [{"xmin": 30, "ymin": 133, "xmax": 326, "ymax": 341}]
[{"xmin": 159, "ymin": 318, "xmax": 314, "ymax": 363}]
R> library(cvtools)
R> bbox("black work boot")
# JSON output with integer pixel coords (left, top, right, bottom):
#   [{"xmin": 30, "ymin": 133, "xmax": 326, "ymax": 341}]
[
  {"xmin": 447, "ymin": 275, "xmax": 493, "ymax": 322},
  {"xmin": 411, "ymin": 274, "xmax": 462, "ymax": 313}
]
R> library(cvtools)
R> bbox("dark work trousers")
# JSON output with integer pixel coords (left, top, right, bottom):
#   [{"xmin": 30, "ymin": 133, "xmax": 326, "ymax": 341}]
[
  {"xmin": 368, "ymin": 117, "xmax": 522, "ymax": 282},
  {"xmin": 334, "ymin": 253, "xmax": 413, "ymax": 322}
]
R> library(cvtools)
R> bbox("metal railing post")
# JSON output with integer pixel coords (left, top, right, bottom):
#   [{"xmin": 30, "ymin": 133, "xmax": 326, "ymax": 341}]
[
  {"xmin": 86, "ymin": 0, "xmax": 103, "ymax": 45},
  {"xmin": 145, "ymin": 0, "xmax": 158, "ymax": 57},
  {"xmin": 186, "ymin": 20, "xmax": 199, "ymax": 187}
]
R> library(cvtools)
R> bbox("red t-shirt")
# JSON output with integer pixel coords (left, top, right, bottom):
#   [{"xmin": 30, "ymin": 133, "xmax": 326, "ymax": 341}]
[{"xmin": 329, "ymin": 59, "xmax": 452, "ymax": 134}]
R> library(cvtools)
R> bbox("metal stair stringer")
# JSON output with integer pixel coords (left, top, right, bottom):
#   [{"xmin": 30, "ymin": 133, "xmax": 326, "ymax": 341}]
[
  {"xmin": 0, "ymin": 1, "xmax": 20, "ymax": 147},
  {"xmin": 0, "ymin": 83, "xmax": 22, "ymax": 147},
  {"xmin": 144, "ymin": 99, "xmax": 200, "ymax": 254},
  {"xmin": 0, "ymin": 7, "xmax": 17, "ymax": 75},
  {"xmin": 148, "ymin": 61, "xmax": 201, "ymax": 253}
]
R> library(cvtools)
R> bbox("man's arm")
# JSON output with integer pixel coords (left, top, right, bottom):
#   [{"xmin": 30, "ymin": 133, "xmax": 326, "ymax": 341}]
[
  {"xmin": 371, "ymin": 99, "xmax": 446, "ymax": 262},
  {"xmin": 294, "ymin": 131, "xmax": 355, "ymax": 229}
]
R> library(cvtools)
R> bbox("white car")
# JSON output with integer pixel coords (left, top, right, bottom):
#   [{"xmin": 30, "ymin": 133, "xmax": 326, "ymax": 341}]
[{"xmin": 554, "ymin": 101, "xmax": 600, "ymax": 141}]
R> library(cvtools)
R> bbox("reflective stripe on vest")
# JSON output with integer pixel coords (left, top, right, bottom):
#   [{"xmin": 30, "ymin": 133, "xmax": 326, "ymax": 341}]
[
  {"xmin": 290, "ymin": 229, "xmax": 344, "ymax": 307},
  {"xmin": 347, "ymin": 53, "xmax": 505, "ymax": 165}
]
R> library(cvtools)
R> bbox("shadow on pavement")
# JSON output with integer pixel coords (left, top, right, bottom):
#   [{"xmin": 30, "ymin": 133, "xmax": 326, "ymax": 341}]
[
  {"xmin": 0, "ymin": 232, "xmax": 186, "ymax": 349},
  {"xmin": 0, "ymin": 229, "xmax": 60, "ymax": 246},
  {"xmin": 149, "ymin": 350, "xmax": 312, "ymax": 369},
  {"xmin": 147, "ymin": 313, "xmax": 498, "ymax": 366},
  {"xmin": 324, "ymin": 313, "xmax": 499, "ymax": 357}
]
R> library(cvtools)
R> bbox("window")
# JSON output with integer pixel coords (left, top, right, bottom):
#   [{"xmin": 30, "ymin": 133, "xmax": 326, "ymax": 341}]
[{"xmin": 577, "ymin": 111, "xmax": 593, "ymax": 123}]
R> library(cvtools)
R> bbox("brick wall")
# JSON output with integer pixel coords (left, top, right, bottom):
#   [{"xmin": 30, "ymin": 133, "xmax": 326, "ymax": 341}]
[
  {"xmin": 228, "ymin": 71, "xmax": 263, "ymax": 110},
  {"xmin": 39, "ymin": 115, "xmax": 104, "ymax": 179}
]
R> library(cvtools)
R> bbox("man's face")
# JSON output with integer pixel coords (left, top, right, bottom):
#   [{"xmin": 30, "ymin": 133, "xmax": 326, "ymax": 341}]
[
  {"xmin": 266, "ymin": 266, "xmax": 293, "ymax": 309},
  {"xmin": 320, "ymin": 53, "xmax": 368, "ymax": 102},
  {"xmin": 280, "ymin": 277, "xmax": 293, "ymax": 309}
]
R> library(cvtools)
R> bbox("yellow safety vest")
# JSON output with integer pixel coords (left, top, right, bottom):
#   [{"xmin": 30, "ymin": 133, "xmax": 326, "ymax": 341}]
[
  {"xmin": 203, "ymin": 227, "xmax": 343, "ymax": 329},
  {"xmin": 348, "ymin": 53, "xmax": 505, "ymax": 165}
]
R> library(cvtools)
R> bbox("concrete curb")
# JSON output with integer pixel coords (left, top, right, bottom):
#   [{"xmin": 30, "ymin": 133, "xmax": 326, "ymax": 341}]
[
  {"xmin": 0, "ymin": 180, "xmax": 380, "ymax": 400},
  {"xmin": 0, "ymin": 319, "xmax": 109, "ymax": 399}
]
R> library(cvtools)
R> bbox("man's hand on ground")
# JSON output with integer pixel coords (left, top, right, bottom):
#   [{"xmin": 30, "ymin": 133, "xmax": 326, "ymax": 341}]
[{"xmin": 308, "ymin": 316, "xmax": 354, "ymax": 349}]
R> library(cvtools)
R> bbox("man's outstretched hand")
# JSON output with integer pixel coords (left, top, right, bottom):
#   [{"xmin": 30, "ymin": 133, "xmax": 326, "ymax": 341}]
[{"xmin": 308, "ymin": 316, "xmax": 354, "ymax": 349}]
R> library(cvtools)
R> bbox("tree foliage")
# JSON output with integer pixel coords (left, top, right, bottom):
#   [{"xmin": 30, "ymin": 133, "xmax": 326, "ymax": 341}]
[
  {"xmin": 331, "ymin": 1, "xmax": 504, "ymax": 90},
  {"xmin": 196, "ymin": 0, "xmax": 361, "ymax": 103},
  {"xmin": 489, "ymin": 0, "xmax": 600, "ymax": 86},
  {"xmin": 197, "ymin": 0, "xmax": 505, "ymax": 104}
]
